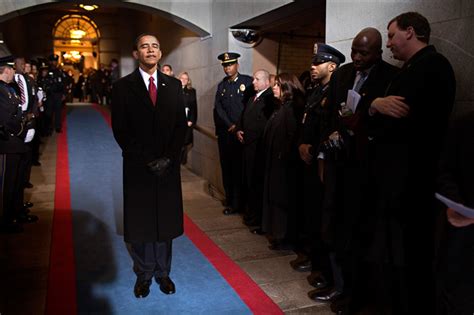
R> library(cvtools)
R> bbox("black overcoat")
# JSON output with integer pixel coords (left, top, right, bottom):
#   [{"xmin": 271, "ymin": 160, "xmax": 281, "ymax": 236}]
[
  {"xmin": 368, "ymin": 45, "xmax": 456, "ymax": 266},
  {"xmin": 323, "ymin": 60, "xmax": 399, "ymax": 255},
  {"xmin": 111, "ymin": 69, "xmax": 186, "ymax": 243},
  {"xmin": 183, "ymin": 87, "xmax": 197, "ymax": 145}
]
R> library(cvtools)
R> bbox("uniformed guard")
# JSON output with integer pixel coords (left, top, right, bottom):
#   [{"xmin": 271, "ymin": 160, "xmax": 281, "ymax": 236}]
[
  {"xmin": 213, "ymin": 52, "xmax": 253, "ymax": 215},
  {"xmin": 0, "ymin": 53, "xmax": 29, "ymax": 233},
  {"xmin": 44, "ymin": 54, "xmax": 66, "ymax": 134},
  {"xmin": 293, "ymin": 43, "xmax": 345, "ymax": 292}
]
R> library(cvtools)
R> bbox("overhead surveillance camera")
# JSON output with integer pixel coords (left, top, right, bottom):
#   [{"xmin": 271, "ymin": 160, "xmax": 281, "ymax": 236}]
[{"xmin": 231, "ymin": 29, "xmax": 262, "ymax": 47}]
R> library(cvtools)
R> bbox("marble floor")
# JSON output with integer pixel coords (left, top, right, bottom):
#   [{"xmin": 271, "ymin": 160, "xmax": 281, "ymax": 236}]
[{"xmin": 0, "ymin": 128, "xmax": 332, "ymax": 314}]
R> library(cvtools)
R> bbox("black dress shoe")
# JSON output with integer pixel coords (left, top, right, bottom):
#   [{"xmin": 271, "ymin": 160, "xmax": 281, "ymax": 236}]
[
  {"xmin": 268, "ymin": 240, "xmax": 293, "ymax": 251},
  {"xmin": 32, "ymin": 161, "xmax": 41, "ymax": 166},
  {"xmin": 251, "ymin": 227, "xmax": 265, "ymax": 235},
  {"xmin": 222, "ymin": 207, "xmax": 239, "ymax": 215},
  {"xmin": 292, "ymin": 258, "xmax": 312, "ymax": 272},
  {"xmin": 156, "ymin": 276, "xmax": 176, "ymax": 295},
  {"xmin": 308, "ymin": 287, "xmax": 342, "ymax": 302},
  {"xmin": 17, "ymin": 214, "xmax": 39, "ymax": 224},
  {"xmin": 307, "ymin": 272, "xmax": 329, "ymax": 289},
  {"xmin": 24, "ymin": 202, "xmax": 34, "ymax": 208},
  {"xmin": 25, "ymin": 182, "xmax": 34, "ymax": 189},
  {"xmin": 134, "ymin": 279, "xmax": 151, "ymax": 298}
]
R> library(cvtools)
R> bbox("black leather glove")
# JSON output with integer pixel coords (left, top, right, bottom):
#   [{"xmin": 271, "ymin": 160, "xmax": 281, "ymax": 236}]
[{"xmin": 147, "ymin": 157, "xmax": 171, "ymax": 176}]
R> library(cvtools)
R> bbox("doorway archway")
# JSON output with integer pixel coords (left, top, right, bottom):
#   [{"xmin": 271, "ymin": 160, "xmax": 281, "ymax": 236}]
[{"xmin": 53, "ymin": 14, "xmax": 100, "ymax": 71}]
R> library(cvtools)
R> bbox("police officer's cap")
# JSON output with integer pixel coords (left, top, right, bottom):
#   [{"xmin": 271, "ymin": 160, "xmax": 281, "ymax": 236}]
[
  {"xmin": 312, "ymin": 43, "xmax": 345, "ymax": 65},
  {"xmin": 0, "ymin": 54, "xmax": 14, "ymax": 67},
  {"xmin": 38, "ymin": 58, "xmax": 49, "ymax": 69},
  {"xmin": 48, "ymin": 54, "xmax": 59, "ymax": 61},
  {"xmin": 217, "ymin": 52, "xmax": 240, "ymax": 66}
]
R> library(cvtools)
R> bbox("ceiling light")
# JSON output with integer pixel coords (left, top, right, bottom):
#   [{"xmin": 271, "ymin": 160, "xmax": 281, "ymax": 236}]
[
  {"xmin": 70, "ymin": 29, "xmax": 87, "ymax": 39},
  {"xmin": 79, "ymin": 4, "xmax": 99, "ymax": 11}
]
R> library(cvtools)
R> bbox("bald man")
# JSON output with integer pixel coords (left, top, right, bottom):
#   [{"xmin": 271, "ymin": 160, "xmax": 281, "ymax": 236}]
[
  {"xmin": 308, "ymin": 28, "xmax": 399, "ymax": 313},
  {"xmin": 236, "ymin": 69, "xmax": 275, "ymax": 233}
]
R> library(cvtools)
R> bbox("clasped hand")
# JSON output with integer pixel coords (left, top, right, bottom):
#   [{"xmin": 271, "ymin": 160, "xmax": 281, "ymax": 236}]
[{"xmin": 147, "ymin": 157, "xmax": 171, "ymax": 176}]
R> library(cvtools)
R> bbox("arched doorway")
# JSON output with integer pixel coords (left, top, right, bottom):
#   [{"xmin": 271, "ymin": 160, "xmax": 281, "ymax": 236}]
[{"xmin": 53, "ymin": 14, "xmax": 100, "ymax": 72}]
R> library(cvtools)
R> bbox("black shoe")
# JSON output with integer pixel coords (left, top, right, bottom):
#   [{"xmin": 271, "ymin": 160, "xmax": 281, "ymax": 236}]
[
  {"xmin": 243, "ymin": 217, "xmax": 260, "ymax": 227},
  {"xmin": 223, "ymin": 207, "xmax": 239, "ymax": 215},
  {"xmin": 32, "ymin": 161, "xmax": 41, "ymax": 166},
  {"xmin": 134, "ymin": 279, "xmax": 151, "ymax": 298},
  {"xmin": 307, "ymin": 272, "xmax": 329, "ymax": 289},
  {"xmin": 251, "ymin": 227, "xmax": 265, "ymax": 235},
  {"xmin": 17, "ymin": 214, "xmax": 39, "ymax": 224},
  {"xmin": 156, "ymin": 276, "xmax": 176, "ymax": 295},
  {"xmin": 292, "ymin": 258, "xmax": 312, "ymax": 272},
  {"xmin": 308, "ymin": 287, "xmax": 342, "ymax": 303},
  {"xmin": 268, "ymin": 240, "xmax": 293, "ymax": 251},
  {"xmin": 25, "ymin": 182, "xmax": 34, "ymax": 189},
  {"xmin": 24, "ymin": 202, "xmax": 34, "ymax": 208}
]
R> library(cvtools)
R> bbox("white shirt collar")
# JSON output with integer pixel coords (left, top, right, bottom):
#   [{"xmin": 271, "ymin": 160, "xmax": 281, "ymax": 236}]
[{"xmin": 138, "ymin": 67, "xmax": 158, "ymax": 89}]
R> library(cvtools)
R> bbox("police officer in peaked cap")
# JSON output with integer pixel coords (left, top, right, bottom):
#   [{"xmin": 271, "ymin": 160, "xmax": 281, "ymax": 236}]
[{"xmin": 213, "ymin": 52, "xmax": 254, "ymax": 215}]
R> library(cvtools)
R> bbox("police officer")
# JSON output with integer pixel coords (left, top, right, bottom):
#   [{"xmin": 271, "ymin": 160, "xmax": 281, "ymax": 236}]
[
  {"xmin": 0, "ymin": 54, "xmax": 28, "ymax": 233},
  {"xmin": 44, "ymin": 54, "xmax": 66, "ymax": 134},
  {"xmin": 213, "ymin": 52, "xmax": 253, "ymax": 215},
  {"xmin": 36, "ymin": 60, "xmax": 51, "ymax": 137},
  {"xmin": 294, "ymin": 44, "xmax": 345, "ymax": 288}
]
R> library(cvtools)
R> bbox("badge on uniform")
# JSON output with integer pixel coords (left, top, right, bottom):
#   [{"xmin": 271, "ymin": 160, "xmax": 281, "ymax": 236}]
[{"xmin": 239, "ymin": 84, "xmax": 245, "ymax": 92}]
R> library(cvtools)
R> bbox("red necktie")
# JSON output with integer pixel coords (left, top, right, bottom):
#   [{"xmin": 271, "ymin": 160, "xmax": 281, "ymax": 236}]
[{"xmin": 149, "ymin": 76, "xmax": 157, "ymax": 106}]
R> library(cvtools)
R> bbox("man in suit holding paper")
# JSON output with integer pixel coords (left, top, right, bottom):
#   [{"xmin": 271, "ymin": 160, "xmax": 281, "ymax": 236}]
[{"xmin": 112, "ymin": 33, "xmax": 186, "ymax": 298}]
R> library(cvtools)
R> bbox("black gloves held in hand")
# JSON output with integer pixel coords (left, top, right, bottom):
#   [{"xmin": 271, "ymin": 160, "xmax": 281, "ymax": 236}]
[{"xmin": 147, "ymin": 157, "xmax": 171, "ymax": 176}]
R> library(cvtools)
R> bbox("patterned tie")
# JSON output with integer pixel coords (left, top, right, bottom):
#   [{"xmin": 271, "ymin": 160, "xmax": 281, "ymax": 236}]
[
  {"xmin": 353, "ymin": 71, "xmax": 368, "ymax": 93},
  {"xmin": 149, "ymin": 76, "xmax": 157, "ymax": 106},
  {"xmin": 17, "ymin": 75, "xmax": 26, "ymax": 104}
]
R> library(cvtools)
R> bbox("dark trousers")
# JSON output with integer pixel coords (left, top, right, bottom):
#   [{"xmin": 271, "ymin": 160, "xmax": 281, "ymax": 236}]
[
  {"xmin": 130, "ymin": 240, "xmax": 172, "ymax": 282},
  {"xmin": 45, "ymin": 93, "xmax": 63, "ymax": 131},
  {"xmin": 217, "ymin": 132, "xmax": 243, "ymax": 210},
  {"xmin": 0, "ymin": 153, "xmax": 23, "ymax": 222}
]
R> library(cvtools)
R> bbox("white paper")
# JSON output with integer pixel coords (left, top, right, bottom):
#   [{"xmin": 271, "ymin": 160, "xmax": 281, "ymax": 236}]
[
  {"xmin": 435, "ymin": 193, "xmax": 474, "ymax": 219},
  {"xmin": 346, "ymin": 89, "xmax": 361, "ymax": 114},
  {"xmin": 24, "ymin": 128, "xmax": 35, "ymax": 143}
]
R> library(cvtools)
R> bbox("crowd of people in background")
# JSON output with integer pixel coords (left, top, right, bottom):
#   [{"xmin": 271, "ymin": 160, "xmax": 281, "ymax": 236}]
[{"xmin": 212, "ymin": 11, "xmax": 472, "ymax": 315}]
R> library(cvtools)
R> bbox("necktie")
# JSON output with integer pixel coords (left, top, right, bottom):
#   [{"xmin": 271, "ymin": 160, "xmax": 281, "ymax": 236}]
[
  {"xmin": 17, "ymin": 75, "xmax": 26, "ymax": 104},
  {"xmin": 149, "ymin": 76, "xmax": 157, "ymax": 106},
  {"xmin": 353, "ymin": 71, "xmax": 368, "ymax": 93}
]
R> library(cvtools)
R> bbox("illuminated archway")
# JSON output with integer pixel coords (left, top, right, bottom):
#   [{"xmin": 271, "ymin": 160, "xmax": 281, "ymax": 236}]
[{"xmin": 53, "ymin": 14, "xmax": 100, "ymax": 70}]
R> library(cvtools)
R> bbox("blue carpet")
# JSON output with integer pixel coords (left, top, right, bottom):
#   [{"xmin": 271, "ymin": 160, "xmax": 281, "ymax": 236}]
[{"xmin": 67, "ymin": 106, "xmax": 251, "ymax": 314}]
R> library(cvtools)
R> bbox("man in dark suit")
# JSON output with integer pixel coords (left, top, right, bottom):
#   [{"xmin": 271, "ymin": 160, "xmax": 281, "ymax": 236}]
[
  {"xmin": 236, "ymin": 69, "xmax": 275, "ymax": 233},
  {"xmin": 367, "ymin": 12, "xmax": 455, "ymax": 314},
  {"xmin": 214, "ymin": 52, "xmax": 253, "ymax": 215},
  {"xmin": 111, "ymin": 33, "xmax": 187, "ymax": 298},
  {"xmin": 309, "ymin": 28, "xmax": 399, "ymax": 313}
]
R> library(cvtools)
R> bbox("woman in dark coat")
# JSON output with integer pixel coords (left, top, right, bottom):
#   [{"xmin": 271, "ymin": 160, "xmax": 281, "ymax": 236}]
[
  {"xmin": 262, "ymin": 73, "xmax": 305, "ymax": 249},
  {"xmin": 178, "ymin": 72, "xmax": 197, "ymax": 164}
]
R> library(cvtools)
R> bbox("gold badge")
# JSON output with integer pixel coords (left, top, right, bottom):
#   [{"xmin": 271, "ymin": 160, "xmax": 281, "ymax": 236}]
[
  {"xmin": 313, "ymin": 43, "xmax": 318, "ymax": 55},
  {"xmin": 224, "ymin": 53, "xmax": 230, "ymax": 61},
  {"xmin": 321, "ymin": 97, "xmax": 327, "ymax": 107},
  {"xmin": 239, "ymin": 84, "xmax": 246, "ymax": 92}
]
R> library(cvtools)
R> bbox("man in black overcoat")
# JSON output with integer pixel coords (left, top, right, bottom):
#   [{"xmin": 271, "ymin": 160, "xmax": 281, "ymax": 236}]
[
  {"xmin": 236, "ymin": 69, "xmax": 275, "ymax": 232},
  {"xmin": 309, "ymin": 28, "xmax": 399, "ymax": 312},
  {"xmin": 111, "ymin": 33, "xmax": 186, "ymax": 298},
  {"xmin": 367, "ymin": 12, "xmax": 456, "ymax": 313}
]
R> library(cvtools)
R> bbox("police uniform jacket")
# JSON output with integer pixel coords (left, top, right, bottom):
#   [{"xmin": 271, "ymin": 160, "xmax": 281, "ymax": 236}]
[
  {"xmin": 214, "ymin": 73, "xmax": 253, "ymax": 135},
  {"xmin": 112, "ymin": 69, "xmax": 187, "ymax": 243},
  {"xmin": 0, "ymin": 81, "xmax": 27, "ymax": 154}
]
